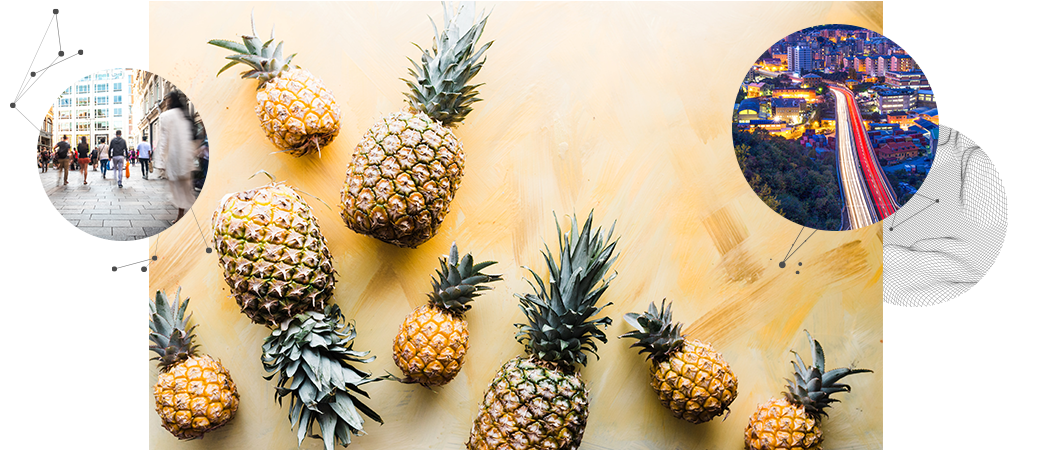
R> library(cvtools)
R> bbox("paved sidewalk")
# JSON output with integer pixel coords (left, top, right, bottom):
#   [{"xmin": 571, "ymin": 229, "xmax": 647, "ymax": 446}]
[{"xmin": 40, "ymin": 162, "xmax": 196, "ymax": 241}]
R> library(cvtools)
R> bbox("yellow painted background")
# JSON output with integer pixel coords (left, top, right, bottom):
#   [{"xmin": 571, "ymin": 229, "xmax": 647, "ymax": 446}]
[{"xmin": 149, "ymin": 2, "xmax": 884, "ymax": 449}]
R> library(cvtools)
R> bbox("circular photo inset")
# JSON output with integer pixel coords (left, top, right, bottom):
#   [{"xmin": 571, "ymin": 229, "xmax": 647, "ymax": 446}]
[
  {"xmin": 732, "ymin": 25, "xmax": 937, "ymax": 230},
  {"xmin": 36, "ymin": 69, "xmax": 210, "ymax": 241}
]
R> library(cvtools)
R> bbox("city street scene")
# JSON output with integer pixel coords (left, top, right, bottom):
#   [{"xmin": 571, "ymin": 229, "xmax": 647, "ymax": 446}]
[
  {"xmin": 732, "ymin": 25, "xmax": 938, "ymax": 230},
  {"xmin": 36, "ymin": 68, "xmax": 210, "ymax": 240}
]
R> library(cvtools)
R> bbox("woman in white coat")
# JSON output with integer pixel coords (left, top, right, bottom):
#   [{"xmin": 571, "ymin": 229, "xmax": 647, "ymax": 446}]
[{"xmin": 155, "ymin": 91, "xmax": 197, "ymax": 222}]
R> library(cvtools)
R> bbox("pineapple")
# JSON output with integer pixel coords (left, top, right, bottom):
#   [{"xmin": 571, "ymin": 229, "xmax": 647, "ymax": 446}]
[
  {"xmin": 150, "ymin": 288, "xmax": 239, "ymax": 439},
  {"xmin": 212, "ymin": 181, "xmax": 336, "ymax": 326},
  {"xmin": 744, "ymin": 331, "xmax": 872, "ymax": 450},
  {"xmin": 340, "ymin": 2, "xmax": 493, "ymax": 248},
  {"xmin": 468, "ymin": 212, "xmax": 618, "ymax": 450},
  {"xmin": 209, "ymin": 13, "xmax": 340, "ymax": 156},
  {"xmin": 262, "ymin": 304, "xmax": 385, "ymax": 450},
  {"xmin": 621, "ymin": 299, "xmax": 738, "ymax": 424},
  {"xmin": 392, "ymin": 242, "xmax": 501, "ymax": 387}
]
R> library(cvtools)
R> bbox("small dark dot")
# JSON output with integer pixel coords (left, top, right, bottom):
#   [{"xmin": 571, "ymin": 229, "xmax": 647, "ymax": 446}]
[
  {"xmin": 8, "ymin": 103, "xmax": 14, "ymax": 108},
  {"xmin": 111, "ymin": 266, "xmax": 117, "ymax": 272},
  {"xmin": 141, "ymin": 266, "xmax": 148, "ymax": 272},
  {"xmin": 889, "ymin": 227, "xmax": 893, "ymax": 231},
  {"xmin": 798, "ymin": 262, "xmax": 802, "ymax": 266},
  {"xmin": 205, "ymin": 247, "xmax": 213, "ymax": 254},
  {"xmin": 58, "ymin": 51, "xmax": 64, "ymax": 57},
  {"xmin": 778, "ymin": 261, "xmax": 786, "ymax": 268},
  {"xmin": 935, "ymin": 199, "xmax": 940, "ymax": 203},
  {"xmin": 796, "ymin": 270, "xmax": 800, "ymax": 274},
  {"xmin": 53, "ymin": 8, "xmax": 58, "ymax": 14},
  {"xmin": 151, "ymin": 255, "xmax": 158, "ymax": 261},
  {"xmin": 30, "ymin": 72, "xmax": 36, "ymax": 77},
  {"xmin": 77, "ymin": 49, "xmax": 83, "ymax": 55}
]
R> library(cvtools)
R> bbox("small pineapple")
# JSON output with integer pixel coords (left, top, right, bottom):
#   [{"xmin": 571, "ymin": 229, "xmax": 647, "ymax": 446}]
[
  {"xmin": 621, "ymin": 299, "xmax": 738, "ymax": 424},
  {"xmin": 262, "ymin": 304, "xmax": 384, "ymax": 450},
  {"xmin": 392, "ymin": 242, "xmax": 501, "ymax": 387},
  {"xmin": 209, "ymin": 13, "xmax": 340, "ymax": 156},
  {"xmin": 340, "ymin": 2, "xmax": 493, "ymax": 248},
  {"xmin": 468, "ymin": 212, "xmax": 618, "ymax": 450},
  {"xmin": 744, "ymin": 331, "xmax": 872, "ymax": 450},
  {"xmin": 212, "ymin": 181, "xmax": 336, "ymax": 326},
  {"xmin": 150, "ymin": 289, "xmax": 239, "ymax": 439}
]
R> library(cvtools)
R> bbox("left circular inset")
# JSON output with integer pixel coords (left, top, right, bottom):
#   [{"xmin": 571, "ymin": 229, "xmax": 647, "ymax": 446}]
[{"xmin": 35, "ymin": 68, "xmax": 210, "ymax": 241}]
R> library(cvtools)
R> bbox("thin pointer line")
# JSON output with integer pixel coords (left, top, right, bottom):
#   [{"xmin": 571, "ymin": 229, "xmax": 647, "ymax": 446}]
[
  {"xmin": 13, "ymin": 107, "xmax": 41, "ymax": 131},
  {"xmin": 55, "ymin": 12, "xmax": 62, "ymax": 50},
  {"xmin": 189, "ymin": 207, "xmax": 210, "ymax": 248},
  {"xmin": 116, "ymin": 259, "xmax": 150, "ymax": 269},
  {"xmin": 881, "ymin": 340, "xmax": 1045, "ymax": 344},
  {"xmin": 891, "ymin": 201, "xmax": 936, "ymax": 230},
  {"xmin": 15, "ymin": 55, "xmax": 58, "ymax": 102},
  {"xmin": 782, "ymin": 227, "xmax": 803, "ymax": 263},
  {"xmin": 0, "ymin": 342, "xmax": 149, "ymax": 344},
  {"xmin": 15, "ymin": 15, "xmax": 54, "ymax": 100},
  {"xmin": 783, "ymin": 229, "xmax": 817, "ymax": 263}
]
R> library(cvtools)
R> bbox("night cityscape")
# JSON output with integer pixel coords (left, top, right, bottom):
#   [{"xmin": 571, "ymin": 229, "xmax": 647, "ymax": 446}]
[{"xmin": 733, "ymin": 25, "xmax": 938, "ymax": 230}]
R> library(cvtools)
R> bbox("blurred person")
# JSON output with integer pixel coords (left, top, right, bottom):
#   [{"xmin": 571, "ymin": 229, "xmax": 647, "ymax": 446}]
[
  {"xmin": 90, "ymin": 145, "xmax": 99, "ymax": 171},
  {"xmin": 137, "ymin": 139, "xmax": 152, "ymax": 180},
  {"xmin": 53, "ymin": 135, "xmax": 71, "ymax": 187},
  {"xmin": 156, "ymin": 91, "xmax": 196, "ymax": 222},
  {"xmin": 97, "ymin": 138, "xmax": 110, "ymax": 179},
  {"xmin": 39, "ymin": 147, "xmax": 51, "ymax": 173},
  {"xmin": 76, "ymin": 136, "xmax": 91, "ymax": 185},
  {"xmin": 109, "ymin": 130, "xmax": 128, "ymax": 189}
]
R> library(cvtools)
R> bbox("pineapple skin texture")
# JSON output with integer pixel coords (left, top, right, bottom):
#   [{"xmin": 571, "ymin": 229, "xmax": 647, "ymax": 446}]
[
  {"xmin": 392, "ymin": 303, "xmax": 469, "ymax": 387},
  {"xmin": 744, "ymin": 398, "xmax": 823, "ymax": 450},
  {"xmin": 340, "ymin": 110, "xmax": 464, "ymax": 248},
  {"xmin": 154, "ymin": 354, "xmax": 239, "ymax": 440},
  {"xmin": 213, "ymin": 182, "xmax": 336, "ymax": 326},
  {"xmin": 651, "ymin": 339, "xmax": 738, "ymax": 424},
  {"xmin": 256, "ymin": 68, "xmax": 341, "ymax": 156},
  {"xmin": 468, "ymin": 357, "xmax": 588, "ymax": 450}
]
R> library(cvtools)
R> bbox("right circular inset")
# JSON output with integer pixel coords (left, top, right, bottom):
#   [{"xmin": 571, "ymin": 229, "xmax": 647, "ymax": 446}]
[{"xmin": 732, "ymin": 25, "xmax": 937, "ymax": 231}]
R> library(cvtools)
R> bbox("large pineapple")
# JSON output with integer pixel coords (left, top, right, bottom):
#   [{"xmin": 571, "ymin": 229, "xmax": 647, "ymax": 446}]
[
  {"xmin": 209, "ymin": 13, "xmax": 340, "ymax": 156},
  {"xmin": 392, "ymin": 242, "xmax": 501, "ymax": 387},
  {"xmin": 340, "ymin": 2, "xmax": 493, "ymax": 248},
  {"xmin": 150, "ymin": 288, "xmax": 239, "ymax": 439},
  {"xmin": 468, "ymin": 212, "xmax": 618, "ymax": 450},
  {"xmin": 621, "ymin": 299, "xmax": 738, "ymax": 424},
  {"xmin": 212, "ymin": 181, "xmax": 336, "ymax": 326},
  {"xmin": 744, "ymin": 331, "xmax": 872, "ymax": 450},
  {"xmin": 262, "ymin": 304, "xmax": 385, "ymax": 450}
]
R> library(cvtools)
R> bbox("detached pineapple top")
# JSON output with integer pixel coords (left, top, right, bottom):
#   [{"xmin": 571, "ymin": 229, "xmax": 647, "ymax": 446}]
[
  {"xmin": 150, "ymin": 289, "xmax": 199, "ymax": 370},
  {"xmin": 784, "ymin": 331, "xmax": 872, "ymax": 419},
  {"xmin": 621, "ymin": 299, "xmax": 686, "ymax": 360},
  {"xmin": 428, "ymin": 242, "xmax": 502, "ymax": 314},
  {"xmin": 404, "ymin": 1, "xmax": 493, "ymax": 127},
  {"xmin": 516, "ymin": 211, "xmax": 619, "ymax": 370}
]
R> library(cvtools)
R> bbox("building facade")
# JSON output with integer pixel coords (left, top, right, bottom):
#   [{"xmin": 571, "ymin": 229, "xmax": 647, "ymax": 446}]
[
  {"xmin": 39, "ymin": 106, "xmax": 54, "ymax": 152},
  {"xmin": 788, "ymin": 45, "xmax": 813, "ymax": 74},
  {"xmin": 135, "ymin": 70, "xmax": 202, "ymax": 148},
  {"xmin": 52, "ymin": 68, "xmax": 136, "ymax": 147}
]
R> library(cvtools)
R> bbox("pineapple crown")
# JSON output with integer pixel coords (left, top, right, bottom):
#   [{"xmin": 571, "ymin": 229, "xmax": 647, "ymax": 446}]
[
  {"xmin": 515, "ymin": 211, "xmax": 619, "ymax": 370},
  {"xmin": 428, "ymin": 242, "xmax": 502, "ymax": 314},
  {"xmin": 621, "ymin": 299, "xmax": 686, "ymax": 361},
  {"xmin": 149, "ymin": 288, "xmax": 199, "ymax": 370},
  {"xmin": 209, "ymin": 12, "xmax": 297, "ymax": 89},
  {"xmin": 261, "ymin": 304, "xmax": 384, "ymax": 450},
  {"xmin": 784, "ymin": 331, "xmax": 872, "ymax": 419},
  {"xmin": 403, "ymin": 1, "xmax": 493, "ymax": 127}
]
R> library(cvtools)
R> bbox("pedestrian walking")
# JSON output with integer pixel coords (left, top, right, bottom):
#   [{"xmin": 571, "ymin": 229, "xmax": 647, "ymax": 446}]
[
  {"xmin": 156, "ymin": 91, "xmax": 196, "ymax": 222},
  {"xmin": 98, "ymin": 138, "xmax": 110, "ymax": 179},
  {"xmin": 53, "ymin": 135, "xmax": 72, "ymax": 187},
  {"xmin": 76, "ymin": 136, "xmax": 91, "ymax": 185},
  {"xmin": 137, "ymin": 139, "xmax": 153, "ymax": 180},
  {"xmin": 109, "ymin": 130, "xmax": 128, "ymax": 189},
  {"xmin": 195, "ymin": 139, "xmax": 209, "ymax": 190},
  {"xmin": 39, "ymin": 148, "xmax": 51, "ymax": 173}
]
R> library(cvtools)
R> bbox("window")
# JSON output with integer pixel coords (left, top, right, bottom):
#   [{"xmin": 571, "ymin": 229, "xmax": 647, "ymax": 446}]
[
  {"xmin": 95, "ymin": 96, "xmax": 109, "ymax": 106},
  {"xmin": 113, "ymin": 82, "xmax": 122, "ymax": 92},
  {"xmin": 95, "ymin": 73, "xmax": 109, "ymax": 81},
  {"xmin": 58, "ymin": 111, "xmax": 71, "ymax": 120},
  {"xmin": 58, "ymin": 98, "xmax": 72, "ymax": 108},
  {"xmin": 95, "ymin": 84, "xmax": 108, "ymax": 93},
  {"xmin": 95, "ymin": 109, "xmax": 108, "ymax": 119},
  {"xmin": 95, "ymin": 121, "xmax": 109, "ymax": 131},
  {"xmin": 77, "ymin": 123, "xmax": 90, "ymax": 132},
  {"xmin": 112, "ymin": 95, "xmax": 122, "ymax": 104},
  {"xmin": 63, "ymin": 86, "xmax": 72, "ymax": 95},
  {"xmin": 76, "ymin": 97, "xmax": 89, "ymax": 107},
  {"xmin": 113, "ymin": 107, "xmax": 122, "ymax": 117},
  {"xmin": 58, "ymin": 123, "xmax": 72, "ymax": 132},
  {"xmin": 77, "ymin": 109, "xmax": 90, "ymax": 120},
  {"xmin": 76, "ymin": 85, "xmax": 89, "ymax": 94}
]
